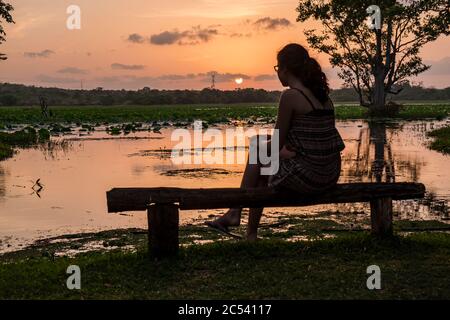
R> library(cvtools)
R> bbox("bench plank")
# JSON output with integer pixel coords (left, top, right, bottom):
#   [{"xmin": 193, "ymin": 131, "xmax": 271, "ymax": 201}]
[{"xmin": 107, "ymin": 182, "xmax": 425, "ymax": 212}]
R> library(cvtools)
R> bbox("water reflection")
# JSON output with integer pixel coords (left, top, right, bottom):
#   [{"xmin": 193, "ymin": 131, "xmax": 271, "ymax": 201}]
[
  {"xmin": 342, "ymin": 121, "xmax": 419, "ymax": 183},
  {"xmin": 37, "ymin": 139, "xmax": 74, "ymax": 160},
  {"xmin": 339, "ymin": 119, "xmax": 449, "ymax": 220}
]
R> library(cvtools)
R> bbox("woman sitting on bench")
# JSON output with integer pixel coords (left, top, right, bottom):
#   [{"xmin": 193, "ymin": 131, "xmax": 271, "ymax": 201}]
[{"xmin": 206, "ymin": 43, "xmax": 346, "ymax": 241}]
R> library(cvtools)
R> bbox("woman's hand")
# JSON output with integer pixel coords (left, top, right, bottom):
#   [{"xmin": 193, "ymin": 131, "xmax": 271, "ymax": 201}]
[{"xmin": 279, "ymin": 145, "xmax": 296, "ymax": 159}]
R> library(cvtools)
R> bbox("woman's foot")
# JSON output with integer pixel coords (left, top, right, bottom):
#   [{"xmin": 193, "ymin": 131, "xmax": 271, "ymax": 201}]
[{"xmin": 211, "ymin": 208, "xmax": 242, "ymax": 228}]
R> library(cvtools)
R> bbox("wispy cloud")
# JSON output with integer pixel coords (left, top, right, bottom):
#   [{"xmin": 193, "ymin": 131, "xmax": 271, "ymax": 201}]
[
  {"xmin": 229, "ymin": 32, "xmax": 252, "ymax": 38},
  {"xmin": 157, "ymin": 74, "xmax": 198, "ymax": 80},
  {"xmin": 95, "ymin": 71, "xmax": 253, "ymax": 86},
  {"xmin": 111, "ymin": 63, "xmax": 146, "ymax": 70},
  {"xmin": 128, "ymin": 16, "xmax": 293, "ymax": 46},
  {"xmin": 200, "ymin": 71, "xmax": 252, "ymax": 83},
  {"xmin": 423, "ymin": 57, "xmax": 450, "ymax": 75},
  {"xmin": 254, "ymin": 74, "xmax": 278, "ymax": 81},
  {"xmin": 24, "ymin": 50, "xmax": 55, "ymax": 58},
  {"xmin": 253, "ymin": 17, "xmax": 292, "ymax": 31},
  {"xmin": 127, "ymin": 33, "xmax": 145, "ymax": 44},
  {"xmin": 150, "ymin": 26, "xmax": 219, "ymax": 45},
  {"xmin": 36, "ymin": 74, "xmax": 79, "ymax": 84},
  {"xmin": 57, "ymin": 67, "xmax": 88, "ymax": 75}
]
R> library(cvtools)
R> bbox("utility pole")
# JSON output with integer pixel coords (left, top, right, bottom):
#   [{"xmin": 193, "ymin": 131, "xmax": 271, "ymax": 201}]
[{"xmin": 210, "ymin": 72, "xmax": 216, "ymax": 89}]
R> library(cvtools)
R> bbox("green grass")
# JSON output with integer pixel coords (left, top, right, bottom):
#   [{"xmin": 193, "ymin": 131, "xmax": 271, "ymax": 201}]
[
  {"xmin": 0, "ymin": 103, "xmax": 449, "ymax": 126},
  {"xmin": 397, "ymin": 104, "xmax": 450, "ymax": 120},
  {"xmin": 0, "ymin": 104, "xmax": 276, "ymax": 126},
  {"xmin": 1, "ymin": 230, "xmax": 450, "ymax": 299},
  {"xmin": 428, "ymin": 126, "xmax": 450, "ymax": 154}
]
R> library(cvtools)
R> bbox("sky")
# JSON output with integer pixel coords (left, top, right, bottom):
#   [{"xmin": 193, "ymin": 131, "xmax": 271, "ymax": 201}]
[{"xmin": 0, "ymin": 0, "xmax": 449, "ymax": 90}]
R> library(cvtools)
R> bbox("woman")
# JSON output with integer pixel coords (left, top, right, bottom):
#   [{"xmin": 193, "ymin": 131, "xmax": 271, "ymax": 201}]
[{"xmin": 206, "ymin": 43, "xmax": 346, "ymax": 240}]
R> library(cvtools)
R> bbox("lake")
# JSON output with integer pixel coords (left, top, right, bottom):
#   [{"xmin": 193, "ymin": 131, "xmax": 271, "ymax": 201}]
[{"xmin": 1, "ymin": 119, "xmax": 449, "ymax": 252}]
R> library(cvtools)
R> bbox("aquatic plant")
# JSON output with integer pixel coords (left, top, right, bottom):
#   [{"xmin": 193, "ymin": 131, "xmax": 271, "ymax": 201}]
[{"xmin": 0, "ymin": 127, "xmax": 51, "ymax": 161}]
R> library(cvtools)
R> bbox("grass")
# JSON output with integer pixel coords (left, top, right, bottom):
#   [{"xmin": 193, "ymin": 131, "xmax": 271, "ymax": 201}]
[
  {"xmin": 0, "ymin": 104, "xmax": 276, "ymax": 126},
  {"xmin": 0, "ymin": 103, "xmax": 449, "ymax": 126},
  {"xmin": 427, "ymin": 125, "xmax": 450, "ymax": 154},
  {"xmin": 1, "ymin": 215, "xmax": 450, "ymax": 299},
  {"xmin": 1, "ymin": 233, "xmax": 450, "ymax": 299}
]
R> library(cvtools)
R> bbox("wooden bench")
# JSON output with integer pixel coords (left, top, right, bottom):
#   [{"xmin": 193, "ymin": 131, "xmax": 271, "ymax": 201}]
[{"xmin": 106, "ymin": 182, "xmax": 425, "ymax": 258}]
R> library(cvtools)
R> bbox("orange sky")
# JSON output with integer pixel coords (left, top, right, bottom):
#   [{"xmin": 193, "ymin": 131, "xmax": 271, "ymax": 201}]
[{"xmin": 0, "ymin": 0, "xmax": 449, "ymax": 90}]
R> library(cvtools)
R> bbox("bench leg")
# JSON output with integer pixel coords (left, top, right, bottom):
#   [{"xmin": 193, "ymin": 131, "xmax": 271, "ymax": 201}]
[
  {"xmin": 370, "ymin": 197, "xmax": 393, "ymax": 236},
  {"xmin": 147, "ymin": 203, "xmax": 179, "ymax": 258}
]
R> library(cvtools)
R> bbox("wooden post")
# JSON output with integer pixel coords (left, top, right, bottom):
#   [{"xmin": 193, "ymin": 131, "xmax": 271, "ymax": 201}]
[
  {"xmin": 370, "ymin": 197, "xmax": 393, "ymax": 236},
  {"xmin": 147, "ymin": 203, "xmax": 179, "ymax": 258}
]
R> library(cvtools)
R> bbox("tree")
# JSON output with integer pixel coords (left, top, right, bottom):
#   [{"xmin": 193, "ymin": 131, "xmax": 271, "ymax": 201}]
[
  {"xmin": 0, "ymin": 1, "xmax": 14, "ymax": 61},
  {"xmin": 296, "ymin": 0, "xmax": 450, "ymax": 112},
  {"xmin": 0, "ymin": 93, "xmax": 17, "ymax": 105}
]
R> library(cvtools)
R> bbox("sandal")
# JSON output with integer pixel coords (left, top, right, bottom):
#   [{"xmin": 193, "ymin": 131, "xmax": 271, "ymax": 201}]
[{"xmin": 205, "ymin": 221, "xmax": 243, "ymax": 239}]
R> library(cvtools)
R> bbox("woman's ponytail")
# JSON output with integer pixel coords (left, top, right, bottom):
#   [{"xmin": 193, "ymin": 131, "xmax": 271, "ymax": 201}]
[{"xmin": 277, "ymin": 43, "xmax": 330, "ymax": 104}]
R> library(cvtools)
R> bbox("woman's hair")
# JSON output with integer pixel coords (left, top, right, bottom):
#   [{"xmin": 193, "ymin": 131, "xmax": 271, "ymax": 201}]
[{"xmin": 277, "ymin": 43, "xmax": 330, "ymax": 104}]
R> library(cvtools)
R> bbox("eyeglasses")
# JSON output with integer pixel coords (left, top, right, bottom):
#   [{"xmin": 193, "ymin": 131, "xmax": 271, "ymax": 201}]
[{"xmin": 274, "ymin": 65, "xmax": 279, "ymax": 72}]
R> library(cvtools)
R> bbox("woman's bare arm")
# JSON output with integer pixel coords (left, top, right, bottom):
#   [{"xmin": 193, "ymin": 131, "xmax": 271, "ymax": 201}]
[{"xmin": 273, "ymin": 90, "xmax": 295, "ymax": 150}]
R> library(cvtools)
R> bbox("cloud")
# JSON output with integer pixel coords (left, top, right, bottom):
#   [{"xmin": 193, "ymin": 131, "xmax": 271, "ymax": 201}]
[
  {"xmin": 127, "ymin": 33, "xmax": 145, "ymax": 44},
  {"xmin": 153, "ymin": 72, "xmax": 251, "ymax": 82},
  {"xmin": 150, "ymin": 26, "xmax": 219, "ymax": 45},
  {"xmin": 96, "ymin": 75, "xmax": 157, "ymax": 88},
  {"xmin": 199, "ymin": 71, "xmax": 252, "ymax": 83},
  {"xmin": 157, "ymin": 74, "xmax": 198, "ymax": 80},
  {"xmin": 423, "ymin": 57, "xmax": 450, "ymax": 75},
  {"xmin": 57, "ymin": 67, "xmax": 88, "ymax": 75},
  {"xmin": 94, "ymin": 71, "xmax": 253, "ymax": 88},
  {"xmin": 150, "ymin": 31, "xmax": 182, "ymax": 45},
  {"xmin": 111, "ymin": 63, "xmax": 146, "ymax": 70},
  {"xmin": 36, "ymin": 74, "xmax": 79, "ymax": 84},
  {"xmin": 254, "ymin": 74, "xmax": 278, "ymax": 81},
  {"xmin": 24, "ymin": 50, "xmax": 55, "ymax": 58},
  {"xmin": 128, "ymin": 17, "xmax": 292, "ymax": 47},
  {"xmin": 229, "ymin": 32, "xmax": 252, "ymax": 38},
  {"xmin": 253, "ymin": 17, "xmax": 292, "ymax": 30}
]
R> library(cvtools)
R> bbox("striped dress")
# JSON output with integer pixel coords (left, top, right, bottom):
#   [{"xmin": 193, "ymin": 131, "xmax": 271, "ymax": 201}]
[{"xmin": 268, "ymin": 88, "xmax": 346, "ymax": 194}]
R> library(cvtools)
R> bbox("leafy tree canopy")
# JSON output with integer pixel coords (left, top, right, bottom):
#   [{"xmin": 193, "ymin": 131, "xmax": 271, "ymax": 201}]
[
  {"xmin": 296, "ymin": 0, "xmax": 450, "ymax": 107},
  {"xmin": 0, "ymin": 0, "xmax": 14, "ymax": 61}
]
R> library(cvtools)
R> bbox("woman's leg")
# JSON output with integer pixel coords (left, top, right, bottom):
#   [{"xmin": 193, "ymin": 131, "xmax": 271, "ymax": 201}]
[
  {"xmin": 246, "ymin": 175, "xmax": 268, "ymax": 241},
  {"xmin": 208, "ymin": 134, "xmax": 276, "ymax": 230},
  {"xmin": 209, "ymin": 153, "xmax": 263, "ymax": 227}
]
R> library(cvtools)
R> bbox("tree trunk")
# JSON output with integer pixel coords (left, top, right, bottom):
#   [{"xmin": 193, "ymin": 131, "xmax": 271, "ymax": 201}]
[
  {"xmin": 369, "ymin": 122, "xmax": 387, "ymax": 183},
  {"xmin": 371, "ymin": 29, "xmax": 386, "ymax": 112},
  {"xmin": 373, "ymin": 72, "xmax": 386, "ymax": 110}
]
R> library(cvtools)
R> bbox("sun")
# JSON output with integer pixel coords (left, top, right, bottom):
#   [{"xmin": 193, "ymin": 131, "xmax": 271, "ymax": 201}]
[{"xmin": 235, "ymin": 78, "xmax": 244, "ymax": 85}]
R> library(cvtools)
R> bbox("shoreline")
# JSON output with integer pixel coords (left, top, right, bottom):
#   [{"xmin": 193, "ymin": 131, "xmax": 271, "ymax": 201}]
[{"xmin": 1, "ymin": 103, "xmax": 450, "ymax": 128}]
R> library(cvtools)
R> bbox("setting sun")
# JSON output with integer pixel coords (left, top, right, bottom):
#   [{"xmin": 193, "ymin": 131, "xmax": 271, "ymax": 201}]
[{"xmin": 235, "ymin": 78, "xmax": 244, "ymax": 85}]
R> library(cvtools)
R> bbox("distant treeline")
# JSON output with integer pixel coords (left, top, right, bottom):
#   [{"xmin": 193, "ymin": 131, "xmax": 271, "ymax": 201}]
[{"xmin": 0, "ymin": 82, "xmax": 449, "ymax": 106}]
